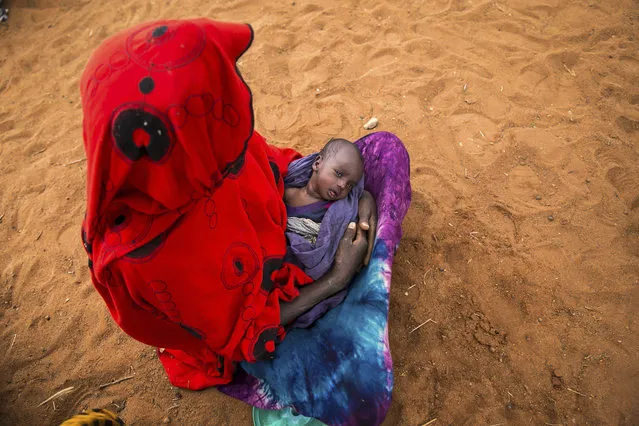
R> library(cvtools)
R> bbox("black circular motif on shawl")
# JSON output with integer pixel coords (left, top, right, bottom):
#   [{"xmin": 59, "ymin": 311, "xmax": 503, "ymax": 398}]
[
  {"xmin": 125, "ymin": 233, "xmax": 165, "ymax": 262},
  {"xmin": 269, "ymin": 161, "xmax": 280, "ymax": 185},
  {"xmin": 152, "ymin": 25, "xmax": 168, "ymax": 38},
  {"xmin": 108, "ymin": 205, "xmax": 132, "ymax": 232},
  {"xmin": 112, "ymin": 105, "xmax": 172, "ymax": 163},
  {"xmin": 253, "ymin": 327, "xmax": 279, "ymax": 361},
  {"xmin": 126, "ymin": 21, "xmax": 206, "ymax": 72},
  {"xmin": 220, "ymin": 243, "xmax": 259, "ymax": 290},
  {"xmin": 261, "ymin": 258, "xmax": 283, "ymax": 293},
  {"xmin": 139, "ymin": 76, "xmax": 155, "ymax": 94}
]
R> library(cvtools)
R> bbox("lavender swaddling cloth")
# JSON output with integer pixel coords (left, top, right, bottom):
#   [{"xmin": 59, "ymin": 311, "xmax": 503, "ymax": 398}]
[{"xmin": 284, "ymin": 153, "xmax": 364, "ymax": 280}]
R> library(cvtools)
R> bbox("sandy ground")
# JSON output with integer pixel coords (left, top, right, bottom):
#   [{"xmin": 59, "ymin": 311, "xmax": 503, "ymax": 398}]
[{"xmin": 0, "ymin": 0, "xmax": 638, "ymax": 424}]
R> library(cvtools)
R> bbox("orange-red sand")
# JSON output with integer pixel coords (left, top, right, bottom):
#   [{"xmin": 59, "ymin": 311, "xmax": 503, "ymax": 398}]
[{"xmin": 0, "ymin": 0, "xmax": 637, "ymax": 424}]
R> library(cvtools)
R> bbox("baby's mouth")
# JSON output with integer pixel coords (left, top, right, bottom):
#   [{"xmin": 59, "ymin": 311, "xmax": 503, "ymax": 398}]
[{"xmin": 328, "ymin": 189, "xmax": 338, "ymax": 199}]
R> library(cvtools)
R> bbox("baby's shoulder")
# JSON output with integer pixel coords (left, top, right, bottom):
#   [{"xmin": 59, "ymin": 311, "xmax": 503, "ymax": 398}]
[{"xmin": 284, "ymin": 186, "xmax": 301, "ymax": 204}]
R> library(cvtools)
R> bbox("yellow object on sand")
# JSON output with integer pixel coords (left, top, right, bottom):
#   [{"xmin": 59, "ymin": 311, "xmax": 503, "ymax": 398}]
[{"xmin": 59, "ymin": 408, "xmax": 124, "ymax": 426}]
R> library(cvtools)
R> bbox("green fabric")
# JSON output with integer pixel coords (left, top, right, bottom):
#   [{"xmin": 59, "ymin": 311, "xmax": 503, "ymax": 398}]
[{"xmin": 252, "ymin": 407, "xmax": 327, "ymax": 426}]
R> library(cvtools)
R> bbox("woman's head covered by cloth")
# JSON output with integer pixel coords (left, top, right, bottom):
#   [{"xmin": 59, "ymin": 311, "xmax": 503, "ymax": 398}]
[
  {"xmin": 80, "ymin": 19, "xmax": 255, "ymax": 279},
  {"xmin": 79, "ymin": 19, "xmax": 312, "ymax": 389}
]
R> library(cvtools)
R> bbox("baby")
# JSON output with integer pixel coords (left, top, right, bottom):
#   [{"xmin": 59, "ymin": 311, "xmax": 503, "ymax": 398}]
[
  {"xmin": 283, "ymin": 138, "xmax": 364, "ymax": 279},
  {"xmin": 285, "ymin": 138, "xmax": 364, "ymax": 236}
]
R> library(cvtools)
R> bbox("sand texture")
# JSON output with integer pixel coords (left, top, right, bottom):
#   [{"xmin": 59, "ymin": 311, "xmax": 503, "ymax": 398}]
[{"xmin": 0, "ymin": 0, "xmax": 638, "ymax": 424}]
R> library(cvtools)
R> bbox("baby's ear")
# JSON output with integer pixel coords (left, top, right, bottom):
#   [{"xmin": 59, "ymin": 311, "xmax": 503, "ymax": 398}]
[{"xmin": 312, "ymin": 155, "xmax": 322, "ymax": 171}]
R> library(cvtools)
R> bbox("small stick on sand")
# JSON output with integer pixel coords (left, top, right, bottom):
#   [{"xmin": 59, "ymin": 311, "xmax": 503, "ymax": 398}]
[
  {"xmin": 38, "ymin": 386, "xmax": 75, "ymax": 407},
  {"xmin": 584, "ymin": 306, "xmax": 597, "ymax": 311},
  {"xmin": 99, "ymin": 375, "xmax": 135, "ymax": 390},
  {"xmin": 63, "ymin": 158, "xmax": 86, "ymax": 167},
  {"xmin": 408, "ymin": 284, "xmax": 416, "ymax": 290},
  {"xmin": 52, "ymin": 401, "xmax": 56, "ymax": 411},
  {"xmin": 563, "ymin": 64, "xmax": 576, "ymax": 77},
  {"xmin": 8, "ymin": 333, "xmax": 17, "ymax": 353},
  {"xmin": 410, "ymin": 319, "xmax": 436, "ymax": 334},
  {"xmin": 0, "ymin": 213, "xmax": 4, "ymax": 223},
  {"xmin": 422, "ymin": 419, "xmax": 437, "ymax": 426},
  {"xmin": 566, "ymin": 387, "xmax": 588, "ymax": 397},
  {"xmin": 34, "ymin": 147, "xmax": 47, "ymax": 155},
  {"xmin": 35, "ymin": 231, "xmax": 43, "ymax": 241},
  {"xmin": 167, "ymin": 404, "xmax": 179, "ymax": 411}
]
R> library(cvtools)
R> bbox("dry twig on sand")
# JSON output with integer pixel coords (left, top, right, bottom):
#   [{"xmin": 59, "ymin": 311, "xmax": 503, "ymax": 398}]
[
  {"xmin": 422, "ymin": 419, "xmax": 437, "ymax": 426},
  {"xmin": 63, "ymin": 158, "xmax": 86, "ymax": 167},
  {"xmin": 38, "ymin": 386, "xmax": 75, "ymax": 407},
  {"xmin": 563, "ymin": 63, "xmax": 576, "ymax": 77},
  {"xmin": 410, "ymin": 318, "xmax": 437, "ymax": 333},
  {"xmin": 99, "ymin": 375, "xmax": 135, "ymax": 390},
  {"xmin": 566, "ymin": 387, "xmax": 589, "ymax": 397},
  {"xmin": 7, "ymin": 333, "xmax": 17, "ymax": 353}
]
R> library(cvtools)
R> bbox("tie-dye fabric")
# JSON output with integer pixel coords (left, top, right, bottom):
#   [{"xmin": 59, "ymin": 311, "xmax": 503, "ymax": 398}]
[{"xmin": 218, "ymin": 131, "xmax": 412, "ymax": 426}]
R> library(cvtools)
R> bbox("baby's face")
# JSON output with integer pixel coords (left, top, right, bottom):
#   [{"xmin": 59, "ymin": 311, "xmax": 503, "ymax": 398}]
[{"xmin": 312, "ymin": 147, "xmax": 363, "ymax": 201}]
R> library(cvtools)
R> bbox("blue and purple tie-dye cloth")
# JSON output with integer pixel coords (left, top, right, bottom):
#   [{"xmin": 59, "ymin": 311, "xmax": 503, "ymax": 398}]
[{"xmin": 218, "ymin": 132, "xmax": 411, "ymax": 426}]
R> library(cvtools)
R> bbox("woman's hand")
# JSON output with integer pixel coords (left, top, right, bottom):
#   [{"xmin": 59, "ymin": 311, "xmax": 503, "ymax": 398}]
[
  {"xmin": 279, "ymin": 222, "xmax": 367, "ymax": 324},
  {"xmin": 332, "ymin": 222, "xmax": 368, "ymax": 286},
  {"xmin": 357, "ymin": 190, "xmax": 378, "ymax": 265}
]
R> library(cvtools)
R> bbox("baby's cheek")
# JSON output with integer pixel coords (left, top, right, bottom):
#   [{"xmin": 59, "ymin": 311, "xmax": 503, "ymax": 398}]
[{"xmin": 319, "ymin": 173, "xmax": 334, "ymax": 188}]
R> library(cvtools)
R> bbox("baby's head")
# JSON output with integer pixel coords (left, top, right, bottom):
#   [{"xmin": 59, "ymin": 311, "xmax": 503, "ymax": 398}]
[{"xmin": 310, "ymin": 138, "xmax": 364, "ymax": 201}]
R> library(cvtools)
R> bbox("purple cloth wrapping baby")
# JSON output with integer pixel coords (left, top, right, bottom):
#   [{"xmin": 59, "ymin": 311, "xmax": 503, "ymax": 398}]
[
  {"xmin": 284, "ymin": 153, "xmax": 364, "ymax": 280},
  {"xmin": 285, "ymin": 153, "xmax": 364, "ymax": 329}
]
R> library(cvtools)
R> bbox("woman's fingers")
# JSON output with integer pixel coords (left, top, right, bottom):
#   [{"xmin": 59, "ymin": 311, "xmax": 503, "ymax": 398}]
[
  {"xmin": 365, "ymin": 208, "xmax": 377, "ymax": 264},
  {"xmin": 353, "ymin": 223, "xmax": 365, "ymax": 243},
  {"xmin": 343, "ymin": 222, "xmax": 357, "ymax": 242},
  {"xmin": 355, "ymin": 226, "xmax": 368, "ymax": 258},
  {"xmin": 358, "ymin": 191, "xmax": 373, "ymax": 227},
  {"xmin": 360, "ymin": 193, "xmax": 377, "ymax": 265}
]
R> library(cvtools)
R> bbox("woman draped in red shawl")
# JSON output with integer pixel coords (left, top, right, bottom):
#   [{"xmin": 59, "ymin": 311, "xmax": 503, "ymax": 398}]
[{"xmin": 80, "ymin": 19, "xmax": 375, "ymax": 390}]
